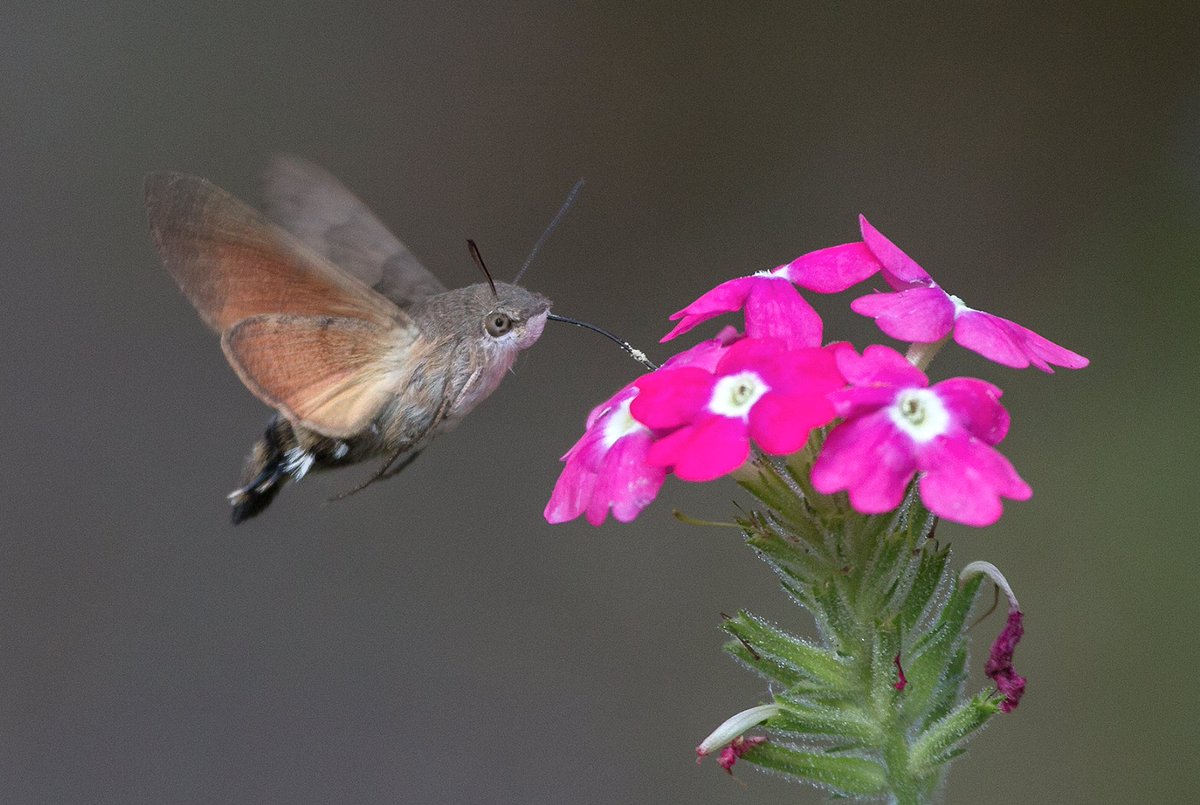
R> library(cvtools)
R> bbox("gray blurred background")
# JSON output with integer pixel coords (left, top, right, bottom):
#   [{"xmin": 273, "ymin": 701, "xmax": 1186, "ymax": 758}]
[{"xmin": 2, "ymin": 3, "xmax": 1197, "ymax": 803}]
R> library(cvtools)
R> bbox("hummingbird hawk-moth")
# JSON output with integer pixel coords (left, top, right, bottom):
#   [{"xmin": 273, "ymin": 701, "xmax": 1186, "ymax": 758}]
[{"xmin": 147, "ymin": 156, "xmax": 579, "ymax": 523}]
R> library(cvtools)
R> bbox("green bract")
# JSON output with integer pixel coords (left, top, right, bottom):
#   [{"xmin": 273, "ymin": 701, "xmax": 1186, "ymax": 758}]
[{"xmin": 704, "ymin": 446, "xmax": 1007, "ymax": 803}]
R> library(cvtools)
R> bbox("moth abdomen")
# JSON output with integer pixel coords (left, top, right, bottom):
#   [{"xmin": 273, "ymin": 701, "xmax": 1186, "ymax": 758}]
[{"xmin": 228, "ymin": 415, "xmax": 388, "ymax": 523}]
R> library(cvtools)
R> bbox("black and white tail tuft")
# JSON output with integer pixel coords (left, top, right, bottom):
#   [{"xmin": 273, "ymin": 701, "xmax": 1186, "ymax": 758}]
[{"xmin": 228, "ymin": 417, "xmax": 294, "ymax": 524}]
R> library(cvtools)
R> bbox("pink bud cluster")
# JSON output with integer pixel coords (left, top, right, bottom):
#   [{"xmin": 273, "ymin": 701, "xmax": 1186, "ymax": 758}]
[{"xmin": 545, "ymin": 217, "xmax": 1087, "ymax": 528}]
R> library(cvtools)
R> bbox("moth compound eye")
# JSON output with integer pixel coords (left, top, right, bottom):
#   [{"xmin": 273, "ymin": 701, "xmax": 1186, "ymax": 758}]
[{"xmin": 486, "ymin": 312, "xmax": 513, "ymax": 337}]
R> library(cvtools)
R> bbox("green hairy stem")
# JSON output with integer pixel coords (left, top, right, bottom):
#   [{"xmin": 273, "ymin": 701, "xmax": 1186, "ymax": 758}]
[{"xmin": 718, "ymin": 449, "xmax": 1004, "ymax": 802}]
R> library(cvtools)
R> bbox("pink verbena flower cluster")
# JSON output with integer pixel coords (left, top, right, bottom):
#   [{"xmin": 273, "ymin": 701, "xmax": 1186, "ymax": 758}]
[{"xmin": 546, "ymin": 216, "xmax": 1087, "ymax": 528}]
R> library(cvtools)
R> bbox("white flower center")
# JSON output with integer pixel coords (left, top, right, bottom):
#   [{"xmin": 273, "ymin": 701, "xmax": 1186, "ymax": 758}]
[
  {"xmin": 889, "ymin": 388, "xmax": 950, "ymax": 443},
  {"xmin": 755, "ymin": 266, "xmax": 790, "ymax": 279},
  {"xmin": 602, "ymin": 397, "xmax": 646, "ymax": 448},
  {"xmin": 709, "ymin": 371, "xmax": 770, "ymax": 419},
  {"xmin": 948, "ymin": 293, "xmax": 972, "ymax": 318}
]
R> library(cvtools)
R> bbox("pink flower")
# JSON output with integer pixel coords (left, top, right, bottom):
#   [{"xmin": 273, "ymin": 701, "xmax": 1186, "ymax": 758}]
[
  {"xmin": 661, "ymin": 243, "xmax": 882, "ymax": 348},
  {"xmin": 810, "ymin": 345, "xmax": 1031, "ymax": 526},
  {"xmin": 851, "ymin": 216, "xmax": 1088, "ymax": 372},
  {"xmin": 631, "ymin": 338, "xmax": 844, "ymax": 482},
  {"xmin": 661, "ymin": 271, "xmax": 823, "ymax": 348},
  {"xmin": 544, "ymin": 385, "xmax": 664, "ymax": 526},
  {"xmin": 544, "ymin": 330, "xmax": 741, "ymax": 526}
]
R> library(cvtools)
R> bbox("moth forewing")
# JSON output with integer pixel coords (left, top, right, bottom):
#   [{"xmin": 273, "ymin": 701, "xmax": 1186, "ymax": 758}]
[
  {"xmin": 260, "ymin": 154, "xmax": 447, "ymax": 307},
  {"xmin": 145, "ymin": 172, "xmax": 401, "ymax": 334}
]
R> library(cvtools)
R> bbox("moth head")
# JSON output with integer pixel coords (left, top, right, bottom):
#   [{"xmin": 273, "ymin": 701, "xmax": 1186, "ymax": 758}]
[{"xmin": 483, "ymin": 282, "xmax": 551, "ymax": 349}]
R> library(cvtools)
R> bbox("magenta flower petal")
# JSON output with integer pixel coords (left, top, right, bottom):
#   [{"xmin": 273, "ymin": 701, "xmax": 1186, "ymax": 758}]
[
  {"xmin": 544, "ymin": 446, "xmax": 599, "ymax": 523},
  {"xmin": 663, "ymin": 274, "xmax": 821, "ymax": 348},
  {"xmin": 586, "ymin": 433, "xmax": 665, "ymax": 525},
  {"xmin": 917, "ymin": 437, "xmax": 1031, "ymax": 527},
  {"xmin": 644, "ymin": 425, "xmax": 692, "ymax": 471},
  {"xmin": 950, "ymin": 310, "xmax": 1030, "ymax": 368},
  {"xmin": 784, "ymin": 241, "xmax": 883, "ymax": 293},
  {"xmin": 851, "ymin": 286, "xmax": 955, "ymax": 343},
  {"xmin": 630, "ymin": 367, "xmax": 715, "ymax": 430},
  {"xmin": 678, "ymin": 416, "xmax": 752, "ymax": 480},
  {"xmin": 660, "ymin": 326, "xmax": 742, "ymax": 372},
  {"xmin": 649, "ymin": 415, "xmax": 750, "ymax": 481},
  {"xmin": 811, "ymin": 412, "xmax": 917, "ymax": 513},
  {"xmin": 661, "ymin": 276, "xmax": 759, "ymax": 343},
  {"xmin": 713, "ymin": 336, "xmax": 789, "ymax": 375},
  {"xmin": 834, "ymin": 343, "xmax": 929, "ymax": 389},
  {"xmin": 715, "ymin": 339, "xmax": 843, "ymax": 395},
  {"xmin": 859, "ymin": 215, "xmax": 933, "ymax": 287},
  {"xmin": 760, "ymin": 347, "xmax": 844, "ymax": 395},
  {"xmin": 741, "ymin": 276, "xmax": 823, "ymax": 347},
  {"xmin": 827, "ymin": 384, "xmax": 899, "ymax": 418},
  {"xmin": 954, "ymin": 310, "xmax": 1089, "ymax": 373},
  {"xmin": 1012, "ymin": 321, "xmax": 1089, "ymax": 371},
  {"xmin": 546, "ymin": 387, "xmax": 667, "ymax": 526},
  {"xmin": 932, "ymin": 377, "xmax": 1009, "ymax": 445},
  {"xmin": 749, "ymin": 392, "xmax": 834, "ymax": 454}
]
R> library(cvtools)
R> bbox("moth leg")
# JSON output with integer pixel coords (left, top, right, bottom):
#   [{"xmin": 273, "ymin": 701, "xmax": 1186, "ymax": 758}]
[{"xmin": 378, "ymin": 448, "xmax": 424, "ymax": 480}]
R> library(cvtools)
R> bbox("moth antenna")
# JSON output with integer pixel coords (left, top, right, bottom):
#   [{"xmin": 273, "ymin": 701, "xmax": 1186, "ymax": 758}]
[
  {"xmin": 467, "ymin": 239, "xmax": 498, "ymax": 297},
  {"xmin": 514, "ymin": 178, "xmax": 585, "ymax": 285},
  {"xmin": 547, "ymin": 313, "xmax": 658, "ymax": 371}
]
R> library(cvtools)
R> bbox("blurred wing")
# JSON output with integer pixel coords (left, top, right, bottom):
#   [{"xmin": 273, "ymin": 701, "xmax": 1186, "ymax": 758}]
[
  {"xmin": 261, "ymin": 154, "xmax": 447, "ymax": 308},
  {"xmin": 223, "ymin": 314, "xmax": 409, "ymax": 438},
  {"xmin": 146, "ymin": 171, "xmax": 404, "ymax": 333}
]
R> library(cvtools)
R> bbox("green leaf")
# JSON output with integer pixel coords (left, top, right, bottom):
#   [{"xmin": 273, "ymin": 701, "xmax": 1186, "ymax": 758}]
[
  {"xmin": 909, "ymin": 692, "xmax": 1002, "ymax": 775},
  {"xmin": 921, "ymin": 645, "xmax": 968, "ymax": 731},
  {"xmin": 899, "ymin": 542, "xmax": 950, "ymax": 633},
  {"xmin": 900, "ymin": 575, "xmax": 982, "ymax": 723},
  {"xmin": 776, "ymin": 570, "xmax": 821, "ymax": 614},
  {"xmin": 744, "ymin": 520, "xmax": 828, "ymax": 580},
  {"xmin": 723, "ymin": 611, "xmax": 851, "ymax": 690},
  {"xmin": 740, "ymin": 742, "xmax": 887, "ymax": 797},
  {"xmin": 724, "ymin": 642, "xmax": 803, "ymax": 689},
  {"xmin": 737, "ymin": 461, "xmax": 832, "ymax": 555},
  {"xmin": 736, "ymin": 464, "xmax": 797, "ymax": 520},
  {"xmin": 868, "ymin": 622, "xmax": 902, "ymax": 712},
  {"xmin": 898, "ymin": 491, "xmax": 938, "ymax": 543},
  {"xmin": 785, "ymin": 433, "xmax": 848, "ymax": 521},
  {"xmin": 809, "ymin": 576, "xmax": 863, "ymax": 653},
  {"xmin": 859, "ymin": 522, "xmax": 908, "ymax": 615},
  {"xmin": 768, "ymin": 699, "xmax": 882, "ymax": 744}
]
